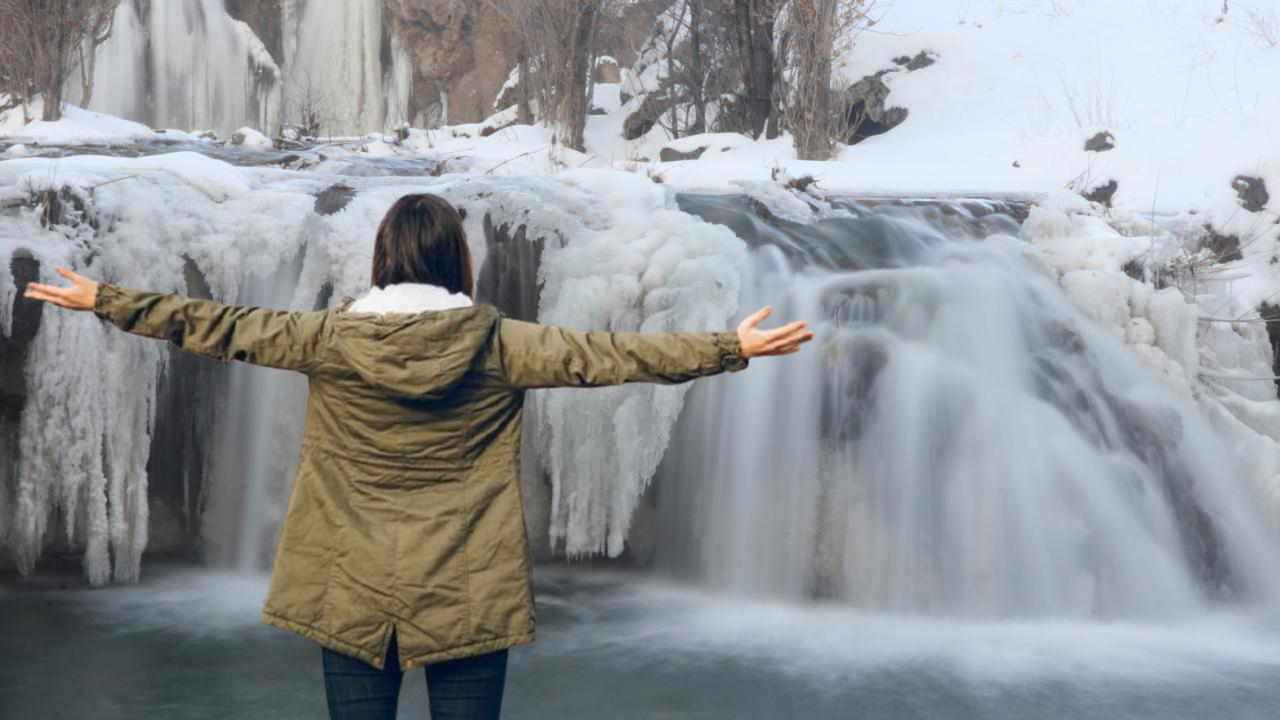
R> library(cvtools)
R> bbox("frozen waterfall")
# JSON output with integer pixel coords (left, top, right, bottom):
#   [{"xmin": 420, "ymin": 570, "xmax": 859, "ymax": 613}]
[
  {"xmin": 67, "ymin": 0, "xmax": 411, "ymax": 137},
  {"xmin": 1, "ymin": 147, "xmax": 1279, "ymax": 622}
]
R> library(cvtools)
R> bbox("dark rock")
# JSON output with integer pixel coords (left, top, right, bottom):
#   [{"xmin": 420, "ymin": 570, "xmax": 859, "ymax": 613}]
[
  {"xmin": 1085, "ymin": 131, "xmax": 1115, "ymax": 152},
  {"xmin": 475, "ymin": 213, "xmax": 545, "ymax": 322},
  {"xmin": 225, "ymin": 0, "xmax": 285, "ymax": 66},
  {"xmin": 479, "ymin": 117, "xmax": 517, "ymax": 137},
  {"xmin": 1083, "ymin": 179, "xmax": 1118, "ymax": 206},
  {"xmin": 659, "ymin": 145, "xmax": 707, "ymax": 162},
  {"xmin": 1012, "ymin": 160, "xmax": 1021, "ymax": 168},
  {"xmin": 623, "ymin": 88, "xmax": 680, "ymax": 140},
  {"xmin": 842, "ymin": 73, "xmax": 909, "ymax": 144},
  {"xmin": 1203, "ymin": 225, "xmax": 1243, "ymax": 262},
  {"xmin": 0, "ymin": 252, "xmax": 43, "ymax": 408},
  {"xmin": 314, "ymin": 184, "xmax": 356, "ymax": 216},
  {"xmin": 596, "ymin": 58, "xmax": 621, "ymax": 83},
  {"xmin": 1260, "ymin": 302, "xmax": 1280, "ymax": 396},
  {"xmin": 786, "ymin": 175, "xmax": 818, "ymax": 193},
  {"xmin": 1232, "ymin": 175, "xmax": 1269, "ymax": 213},
  {"xmin": 892, "ymin": 50, "xmax": 937, "ymax": 71},
  {"xmin": 1121, "ymin": 258, "xmax": 1145, "ymax": 281}
]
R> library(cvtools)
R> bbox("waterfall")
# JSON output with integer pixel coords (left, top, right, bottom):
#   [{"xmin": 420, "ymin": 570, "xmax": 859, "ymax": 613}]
[
  {"xmin": 68, "ymin": 0, "xmax": 281, "ymax": 136},
  {"xmin": 198, "ymin": 254, "xmax": 311, "ymax": 571},
  {"xmin": 66, "ymin": 0, "xmax": 410, "ymax": 137},
  {"xmin": 289, "ymin": 0, "xmax": 413, "ymax": 134},
  {"xmin": 1, "ymin": 148, "xmax": 1278, "ymax": 623},
  {"xmin": 656, "ymin": 196, "xmax": 1280, "ymax": 619}
]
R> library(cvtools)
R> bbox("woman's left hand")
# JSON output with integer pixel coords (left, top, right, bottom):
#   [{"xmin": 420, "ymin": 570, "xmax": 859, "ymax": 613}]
[{"xmin": 24, "ymin": 266, "xmax": 101, "ymax": 312}]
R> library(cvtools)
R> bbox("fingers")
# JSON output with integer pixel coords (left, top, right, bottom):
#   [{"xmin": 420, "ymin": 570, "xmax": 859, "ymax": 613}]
[
  {"xmin": 764, "ymin": 320, "xmax": 808, "ymax": 339},
  {"xmin": 739, "ymin": 305, "xmax": 772, "ymax": 331},
  {"xmin": 24, "ymin": 283, "xmax": 77, "ymax": 309},
  {"xmin": 55, "ymin": 266, "xmax": 79, "ymax": 282},
  {"xmin": 757, "ymin": 329, "xmax": 815, "ymax": 357},
  {"xmin": 24, "ymin": 282, "xmax": 73, "ymax": 300}
]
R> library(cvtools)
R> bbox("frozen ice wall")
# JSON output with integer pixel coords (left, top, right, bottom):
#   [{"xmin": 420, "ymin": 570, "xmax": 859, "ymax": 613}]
[
  {"xmin": 67, "ymin": 0, "xmax": 412, "ymax": 137},
  {"xmin": 0, "ymin": 153, "xmax": 746, "ymax": 579},
  {"xmin": 69, "ymin": 0, "xmax": 283, "ymax": 136}
]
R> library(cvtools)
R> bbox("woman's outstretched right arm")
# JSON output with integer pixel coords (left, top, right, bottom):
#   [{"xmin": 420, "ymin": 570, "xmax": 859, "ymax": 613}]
[
  {"xmin": 25, "ymin": 266, "xmax": 326, "ymax": 373},
  {"xmin": 494, "ymin": 306, "xmax": 814, "ymax": 390}
]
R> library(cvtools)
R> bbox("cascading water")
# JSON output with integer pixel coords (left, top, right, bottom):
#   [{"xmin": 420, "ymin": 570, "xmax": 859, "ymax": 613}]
[
  {"xmin": 1, "ymin": 145, "xmax": 1278, "ymax": 630},
  {"xmin": 198, "ymin": 254, "xmax": 311, "ymax": 571},
  {"xmin": 657, "ymin": 195, "xmax": 1280, "ymax": 619}
]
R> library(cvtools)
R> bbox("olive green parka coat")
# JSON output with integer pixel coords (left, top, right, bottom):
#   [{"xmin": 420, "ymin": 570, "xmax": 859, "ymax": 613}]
[{"xmin": 93, "ymin": 283, "xmax": 749, "ymax": 671}]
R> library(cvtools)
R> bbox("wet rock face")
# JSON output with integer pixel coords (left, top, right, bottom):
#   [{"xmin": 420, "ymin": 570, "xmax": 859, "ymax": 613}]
[
  {"xmin": 382, "ymin": 1, "xmax": 506, "ymax": 126},
  {"xmin": 1259, "ymin": 302, "xmax": 1280, "ymax": 397},
  {"xmin": 0, "ymin": 253, "xmax": 42, "ymax": 421},
  {"xmin": 1233, "ymin": 175, "xmax": 1269, "ymax": 213},
  {"xmin": 314, "ymin": 184, "xmax": 357, "ymax": 216},
  {"xmin": 475, "ymin": 213, "xmax": 545, "ymax": 322},
  {"xmin": 0, "ymin": 254, "xmax": 42, "ymax": 573},
  {"xmin": 225, "ymin": 0, "xmax": 285, "ymax": 65}
]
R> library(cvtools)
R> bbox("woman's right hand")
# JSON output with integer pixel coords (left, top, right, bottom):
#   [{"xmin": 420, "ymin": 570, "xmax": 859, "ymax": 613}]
[
  {"xmin": 24, "ymin": 266, "xmax": 100, "ymax": 312},
  {"xmin": 736, "ymin": 306, "xmax": 814, "ymax": 358}
]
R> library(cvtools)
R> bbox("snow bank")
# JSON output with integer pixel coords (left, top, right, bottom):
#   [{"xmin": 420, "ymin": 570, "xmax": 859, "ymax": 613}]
[{"xmin": 0, "ymin": 100, "xmax": 181, "ymax": 144}]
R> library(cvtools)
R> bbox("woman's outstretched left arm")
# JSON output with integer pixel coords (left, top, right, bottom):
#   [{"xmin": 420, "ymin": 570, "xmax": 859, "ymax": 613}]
[{"xmin": 25, "ymin": 266, "xmax": 326, "ymax": 373}]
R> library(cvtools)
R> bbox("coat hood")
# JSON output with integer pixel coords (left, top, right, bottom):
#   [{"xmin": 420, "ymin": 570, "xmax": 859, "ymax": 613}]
[{"xmin": 332, "ymin": 284, "xmax": 499, "ymax": 400}]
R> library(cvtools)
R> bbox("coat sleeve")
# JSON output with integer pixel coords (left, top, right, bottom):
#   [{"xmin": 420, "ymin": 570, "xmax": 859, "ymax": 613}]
[
  {"xmin": 492, "ymin": 318, "xmax": 750, "ymax": 389},
  {"xmin": 93, "ymin": 283, "xmax": 327, "ymax": 373}
]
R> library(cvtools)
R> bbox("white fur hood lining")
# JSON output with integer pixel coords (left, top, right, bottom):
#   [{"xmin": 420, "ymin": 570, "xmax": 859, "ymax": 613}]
[{"xmin": 346, "ymin": 282, "xmax": 473, "ymax": 315}]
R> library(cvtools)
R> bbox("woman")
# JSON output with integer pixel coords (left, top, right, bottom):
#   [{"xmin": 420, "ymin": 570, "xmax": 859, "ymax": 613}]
[{"xmin": 24, "ymin": 193, "xmax": 814, "ymax": 720}]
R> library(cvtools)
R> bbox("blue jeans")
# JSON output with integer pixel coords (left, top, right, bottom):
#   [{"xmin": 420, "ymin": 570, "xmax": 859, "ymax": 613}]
[{"xmin": 322, "ymin": 630, "xmax": 509, "ymax": 720}]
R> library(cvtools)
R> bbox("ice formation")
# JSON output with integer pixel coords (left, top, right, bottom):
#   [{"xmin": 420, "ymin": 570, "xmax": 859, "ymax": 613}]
[{"xmin": 0, "ymin": 152, "xmax": 746, "ymax": 578}]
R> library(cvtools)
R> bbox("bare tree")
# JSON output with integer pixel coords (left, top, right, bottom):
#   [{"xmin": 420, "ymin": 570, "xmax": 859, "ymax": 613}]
[
  {"xmin": 0, "ymin": 0, "xmax": 123, "ymax": 121},
  {"xmin": 643, "ymin": 0, "xmax": 771, "ymax": 140},
  {"xmin": 778, "ymin": 0, "xmax": 874, "ymax": 159},
  {"xmin": 281, "ymin": 72, "xmax": 334, "ymax": 141},
  {"xmin": 473, "ymin": 0, "xmax": 622, "ymax": 152}
]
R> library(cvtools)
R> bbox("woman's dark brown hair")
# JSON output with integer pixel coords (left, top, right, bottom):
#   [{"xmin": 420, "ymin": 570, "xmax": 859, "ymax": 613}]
[{"xmin": 371, "ymin": 193, "xmax": 474, "ymax": 297}]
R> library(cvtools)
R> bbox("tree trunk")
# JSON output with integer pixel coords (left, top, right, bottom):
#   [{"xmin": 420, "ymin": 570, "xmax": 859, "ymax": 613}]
[
  {"xmin": 733, "ymin": 0, "xmax": 775, "ymax": 139},
  {"xmin": 516, "ymin": 56, "xmax": 533, "ymax": 125},
  {"xmin": 787, "ymin": 0, "xmax": 841, "ymax": 160},
  {"xmin": 41, "ymin": 18, "xmax": 70, "ymax": 122},
  {"xmin": 559, "ymin": 2, "xmax": 599, "ymax": 151},
  {"xmin": 688, "ymin": 0, "xmax": 706, "ymax": 135}
]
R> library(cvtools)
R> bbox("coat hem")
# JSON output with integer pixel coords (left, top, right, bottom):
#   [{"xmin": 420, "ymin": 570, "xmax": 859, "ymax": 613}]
[{"xmin": 261, "ymin": 610, "xmax": 536, "ymax": 671}]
